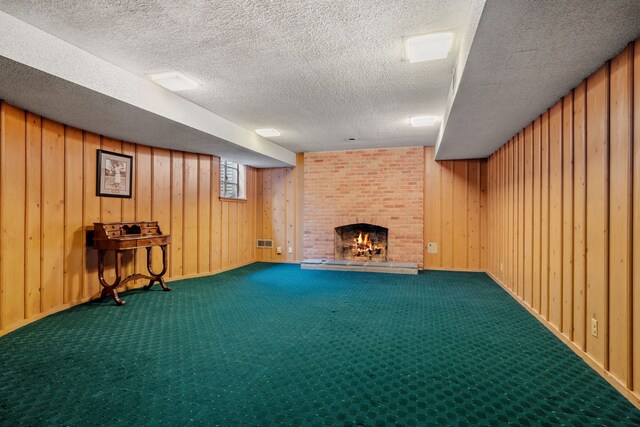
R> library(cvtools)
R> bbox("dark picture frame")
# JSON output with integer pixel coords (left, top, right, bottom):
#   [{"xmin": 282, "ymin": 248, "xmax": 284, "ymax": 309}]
[{"xmin": 96, "ymin": 149, "xmax": 133, "ymax": 198}]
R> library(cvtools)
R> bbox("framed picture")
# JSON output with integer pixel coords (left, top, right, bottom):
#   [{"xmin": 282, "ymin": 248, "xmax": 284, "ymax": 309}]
[{"xmin": 96, "ymin": 149, "xmax": 133, "ymax": 198}]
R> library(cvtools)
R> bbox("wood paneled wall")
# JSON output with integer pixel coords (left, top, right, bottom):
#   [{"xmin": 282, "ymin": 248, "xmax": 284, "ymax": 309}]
[
  {"xmin": 256, "ymin": 147, "xmax": 486, "ymax": 271},
  {"xmin": 486, "ymin": 41, "xmax": 640, "ymax": 405},
  {"xmin": 0, "ymin": 101, "xmax": 258, "ymax": 336},
  {"xmin": 256, "ymin": 154, "xmax": 303, "ymax": 262},
  {"xmin": 424, "ymin": 147, "xmax": 488, "ymax": 270}
]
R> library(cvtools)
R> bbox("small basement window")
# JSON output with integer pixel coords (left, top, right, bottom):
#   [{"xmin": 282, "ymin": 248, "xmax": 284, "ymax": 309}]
[{"xmin": 220, "ymin": 159, "xmax": 246, "ymax": 200}]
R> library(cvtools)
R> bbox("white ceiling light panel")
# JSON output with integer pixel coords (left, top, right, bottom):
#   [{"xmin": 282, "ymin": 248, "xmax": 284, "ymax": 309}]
[
  {"xmin": 256, "ymin": 128, "xmax": 281, "ymax": 137},
  {"xmin": 405, "ymin": 32, "xmax": 453, "ymax": 63},
  {"xmin": 410, "ymin": 116, "xmax": 440, "ymax": 127},
  {"xmin": 149, "ymin": 71, "xmax": 199, "ymax": 91}
]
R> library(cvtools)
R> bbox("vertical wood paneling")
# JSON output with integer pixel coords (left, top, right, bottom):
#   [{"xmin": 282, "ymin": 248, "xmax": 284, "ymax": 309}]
[
  {"xmin": 25, "ymin": 112, "xmax": 42, "ymax": 316},
  {"xmin": 453, "ymin": 161, "xmax": 468, "ymax": 268},
  {"xmin": 496, "ymin": 153, "xmax": 501, "ymax": 273},
  {"xmin": 541, "ymin": 112, "xmax": 550, "ymax": 318},
  {"xmin": 261, "ymin": 169, "xmax": 272, "ymax": 262},
  {"xmin": 134, "ymin": 145, "xmax": 152, "ymax": 284},
  {"xmin": 295, "ymin": 154, "xmax": 304, "ymax": 261},
  {"xmin": 99, "ymin": 138, "xmax": 122, "ymax": 281},
  {"xmin": 252, "ymin": 167, "xmax": 259, "ymax": 262},
  {"xmin": 549, "ymin": 101, "xmax": 563, "ymax": 329},
  {"xmin": 240, "ymin": 192, "xmax": 250, "ymax": 263},
  {"xmin": 485, "ymin": 41, "xmax": 640, "ymax": 404},
  {"xmin": 424, "ymin": 147, "xmax": 442, "ymax": 268},
  {"xmin": 0, "ymin": 103, "xmax": 26, "ymax": 327},
  {"xmin": 170, "ymin": 152, "xmax": 184, "ymax": 277},
  {"xmin": 512, "ymin": 137, "xmax": 517, "ymax": 293},
  {"xmin": 585, "ymin": 65, "xmax": 609, "ymax": 368},
  {"xmin": 573, "ymin": 82, "xmax": 588, "ymax": 351},
  {"xmin": 151, "ymin": 148, "xmax": 172, "ymax": 274},
  {"xmin": 480, "ymin": 160, "xmax": 488, "ymax": 270},
  {"xmin": 272, "ymin": 169, "xmax": 286, "ymax": 261},
  {"xmin": 83, "ymin": 133, "xmax": 102, "ymax": 298},
  {"xmin": 490, "ymin": 154, "xmax": 497, "ymax": 274},
  {"xmin": 518, "ymin": 131, "xmax": 525, "ymax": 299},
  {"xmin": 524, "ymin": 125, "xmax": 533, "ymax": 306},
  {"xmin": 633, "ymin": 39, "xmax": 640, "ymax": 393},
  {"xmin": 608, "ymin": 46, "xmax": 633, "ymax": 385},
  {"xmin": 285, "ymin": 168, "xmax": 295, "ymax": 262},
  {"xmin": 255, "ymin": 168, "xmax": 263, "ymax": 256},
  {"xmin": 468, "ymin": 161, "xmax": 481, "ymax": 269},
  {"xmin": 41, "ymin": 119, "xmax": 65, "ymax": 311},
  {"xmin": 441, "ymin": 162, "xmax": 454, "ymax": 268},
  {"xmin": 242, "ymin": 172, "xmax": 250, "ymax": 263},
  {"xmin": 515, "ymin": 135, "xmax": 521, "ymax": 295},
  {"xmin": 507, "ymin": 139, "xmax": 517, "ymax": 290},
  {"xmin": 182, "ymin": 152, "xmax": 198, "ymax": 275},
  {"xmin": 562, "ymin": 93, "xmax": 575, "ymax": 338},
  {"xmin": 533, "ymin": 119, "xmax": 542, "ymax": 312},
  {"xmin": 211, "ymin": 157, "xmax": 222, "ymax": 272},
  {"xmin": 0, "ymin": 101, "xmax": 258, "ymax": 337},
  {"xmin": 121, "ymin": 142, "xmax": 136, "ymax": 288},
  {"xmin": 198, "ymin": 155, "xmax": 211, "ymax": 273},
  {"xmin": 256, "ymin": 167, "xmax": 299, "ymax": 263},
  {"xmin": 631, "ymin": 40, "xmax": 640, "ymax": 393},
  {"xmin": 228, "ymin": 202, "xmax": 239, "ymax": 266},
  {"xmin": 236, "ymin": 202, "xmax": 243, "ymax": 263},
  {"xmin": 221, "ymin": 202, "xmax": 229, "ymax": 267},
  {"xmin": 499, "ymin": 144, "xmax": 509, "ymax": 281},
  {"xmin": 64, "ymin": 127, "xmax": 84, "ymax": 303},
  {"xmin": 512, "ymin": 138, "xmax": 518, "ymax": 291}
]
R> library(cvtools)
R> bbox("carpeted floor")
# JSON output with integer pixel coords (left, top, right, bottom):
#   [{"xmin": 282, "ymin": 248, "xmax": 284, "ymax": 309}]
[{"xmin": 1, "ymin": 263, "xmax": 639, "ymax": 426}]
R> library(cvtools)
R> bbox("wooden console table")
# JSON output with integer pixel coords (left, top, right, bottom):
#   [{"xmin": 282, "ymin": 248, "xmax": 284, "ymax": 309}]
[{"xmin": 93, "ymin": 221, "xmax": 172, "ymax": 305}]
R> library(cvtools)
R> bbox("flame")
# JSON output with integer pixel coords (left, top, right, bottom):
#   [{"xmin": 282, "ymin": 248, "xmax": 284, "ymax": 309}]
[
  {"xmin": 356, "ymin": 232, "xmax": 369, "ymax": 245},
  {"xmin": 353, "ymin": 232, "xmax": 373, "ymax": 256}
]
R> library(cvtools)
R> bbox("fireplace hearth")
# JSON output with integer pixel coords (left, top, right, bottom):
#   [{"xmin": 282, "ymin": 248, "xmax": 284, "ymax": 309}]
[{"xmin": 335, "ymin": 223, "xmax": 388, "ymax": 262}]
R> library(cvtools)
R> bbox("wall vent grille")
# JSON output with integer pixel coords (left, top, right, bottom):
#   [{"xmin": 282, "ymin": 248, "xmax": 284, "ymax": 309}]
[{"xmin": 257, "ymin": 239, "xmax": 273, "ymax": 248}]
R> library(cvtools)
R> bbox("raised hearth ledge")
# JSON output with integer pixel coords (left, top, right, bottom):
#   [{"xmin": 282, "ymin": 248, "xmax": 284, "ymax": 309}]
[{"xmin": 300, "ymin": 259, "xmax": 418, "ymax": 275}]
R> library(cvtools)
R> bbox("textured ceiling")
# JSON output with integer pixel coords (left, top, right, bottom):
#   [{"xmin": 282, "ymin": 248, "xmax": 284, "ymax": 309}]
[
  {"xmin": 1, "ymin": 1, "xmax": 638, "ymax": 160},
  {"xmin": 0, "ymin": 0, "xmax": 476, "ymax": 153},
  {"xmin": 0, "ymin": 10, "xmax": 295, "ymax": 168},
  {"xmin": 437, "ymin": 0, "xmax": 640, "ymax": 159}
]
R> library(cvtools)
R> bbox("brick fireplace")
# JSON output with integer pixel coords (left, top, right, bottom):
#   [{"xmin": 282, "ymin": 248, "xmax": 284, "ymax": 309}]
[{"xmin": 303, "ymin": 147, "xmax": 424, "ymax": 268}]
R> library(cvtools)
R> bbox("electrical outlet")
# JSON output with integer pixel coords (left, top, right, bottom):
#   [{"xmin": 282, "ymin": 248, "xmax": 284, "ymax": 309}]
[
  {"xmin": 276, "ymin": 246, "xmax": 282, "ymax": 254},
  {"xmin": 591, "ymin": 318, "xmax": 598, "ymax": 337},
  {"xmin": 288, "ymin": 247, "xmax": 293, "ymax": 254}
]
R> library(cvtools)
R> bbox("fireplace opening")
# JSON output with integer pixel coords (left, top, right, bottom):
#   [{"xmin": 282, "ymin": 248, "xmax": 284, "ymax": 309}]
[{"xmin": 335, "ymin": 223, "xmax": 388, "ymax": 262}]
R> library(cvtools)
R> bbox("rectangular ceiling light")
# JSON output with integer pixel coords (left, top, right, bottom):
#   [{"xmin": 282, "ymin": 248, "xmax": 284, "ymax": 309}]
[
  {"xmin": 410, "ymin": 116, "xmax": 439, "ymax": 127},
  {"xmin": 149, "ymin": 71, "xmax": 199, "ymax": 91},
  {"xmin": 255, "ymin": 128, "xmax": 281, "ymax": 137},
  {"xmin": 405, "ymin": 32, "xmax": 453, "ymax": 63}
]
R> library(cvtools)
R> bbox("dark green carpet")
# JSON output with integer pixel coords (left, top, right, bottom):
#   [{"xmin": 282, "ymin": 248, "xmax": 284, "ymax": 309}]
[{"xmin": 1, "ymin": 263, "xmax": 639, "ymax": 426}]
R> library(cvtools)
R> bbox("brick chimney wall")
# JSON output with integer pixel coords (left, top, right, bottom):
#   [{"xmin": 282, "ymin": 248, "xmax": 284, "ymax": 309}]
[{"xmin": 303, "ymin": 147, "xmax": 424, "ymax": 267}]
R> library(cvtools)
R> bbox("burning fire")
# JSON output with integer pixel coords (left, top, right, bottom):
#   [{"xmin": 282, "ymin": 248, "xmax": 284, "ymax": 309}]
[{"xmin": 352, "ymin": 231, "xmax": 382, "ymax": 257}]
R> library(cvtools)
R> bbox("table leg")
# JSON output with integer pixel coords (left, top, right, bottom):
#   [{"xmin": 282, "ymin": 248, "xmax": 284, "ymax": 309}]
[
  {"xmin": 98, "ymin": 249, "xmax": 126, "ymax": 305},
  {"xmin": 144, "ymin": 245, "xmax": 172, "ymax": 292}
]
